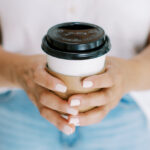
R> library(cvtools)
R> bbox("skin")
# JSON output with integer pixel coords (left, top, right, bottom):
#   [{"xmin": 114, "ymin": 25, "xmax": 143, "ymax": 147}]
[
  {"xmin": 0, "ymin": 33, "xmax": 150, "ymax": 134},
  {"xmin": 0, "ymin": 49, "xmax": 76, "ymax": 135},
  {"xmin": 67, "ymin": 38, "xmax": 150, "ymax": 127}
]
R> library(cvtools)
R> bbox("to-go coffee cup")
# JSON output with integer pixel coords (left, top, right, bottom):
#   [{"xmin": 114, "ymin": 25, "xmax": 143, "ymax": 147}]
[{"xmin": 42, "ymin": 22, "xmax": 111, "ymax": 112}]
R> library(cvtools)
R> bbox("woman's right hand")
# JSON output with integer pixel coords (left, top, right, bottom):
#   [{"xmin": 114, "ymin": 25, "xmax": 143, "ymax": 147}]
[{"xmin": 15, "ymin": 54, "xmax": 77, "ymax": 135}]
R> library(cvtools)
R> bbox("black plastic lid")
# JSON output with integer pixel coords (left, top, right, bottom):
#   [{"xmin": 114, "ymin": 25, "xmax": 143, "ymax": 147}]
[{"xmin": 42, "ymin": 22, "xmax": 111, "ymax": 60}]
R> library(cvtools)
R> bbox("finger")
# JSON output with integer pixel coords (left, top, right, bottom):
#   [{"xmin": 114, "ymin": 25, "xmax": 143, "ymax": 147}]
[
  {"xmin": 68, "ymin": 89, "xmax": 112, "ymax": 108},
  {"xmin": 40, "ymin": 90, "xmax": 78, "ymax": 115},
  {"xmin": 27, "ymin": 92, "xmax": 38, "ymax": 107},
  {"xmin": 40, "ymin": 107, "xmax": 75, "ymax": 135},
  {"xmin": 82, "ymin": 71, "xmax": 113, "ymax": 89},
  {"xmin": 34, "ymin": 65, "xmax": 67, "ymax": 93},
  {"xmin": 69, "ymin": 106, "xmax": 109, "ymax": 126}
]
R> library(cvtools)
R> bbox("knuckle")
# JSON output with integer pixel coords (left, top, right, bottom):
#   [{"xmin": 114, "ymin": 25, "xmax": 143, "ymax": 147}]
[
  {"xmin": 33, "ymin": 69, "xmax": 39, "ymax": 81},
  {"xmin": 111, "ymin": 101, "xmax": 119, "ymax": 110},
  {"xmin": 52, "ymin": 114, "xmax": 64, "ymax": 130},
  {"xmin": 56, "ymin": 103, "xmax": 62, "ymax": 112},
  {"xmin": 116, "ymin": 70, "xmax": 122, "ymax": 82},
  {"xmin": 103, "ymin": 105, "xmax": 110, "ymax": 114},
  {"xmin": 100, "ymin": 110, "xmax": 107, "ymax": 120},
  {"xmin": 110, "ymin": 104, "xmax": 116, "ymax": 110},
  {"xmin": 40, "ymin": 107, "xmax": 48, "ymax": 117},
  {"xmin": 97, "ymin": 117, "xmax": 103, "ymax": 123},
  {"xmin": 45, "ymin": 79, "xmax": 50, "ymax": 88},
  {"xmin": 106, "ymin": 90, "xmax": 113, "ymax": 99},
  {"xmin": 26, "ymin": 78, "xmax": 34, "ymax": 88},
  {"xmin": 92, "ymin": 113, "xmax": 102, "ymax": 124},
  {"xmin": 60, "ymin": 103, "xmax": 68, "ymax": 114},
  {"xmin": 56, "ymin": 119, "xmax": 63, "ymax": 129},
  {"xmin": 46, "ymin": 76, "xmax": 55, "ymax": 89},
  {"xmin": 116, "ymin": 68, "xmax": 121, "ymax": 76},
  {"xmin": 103, "ymin": 92, "xmax": 109, "ymax": 103},
  {"xmin": 39, "ymin": 91, "xmax": 47, "ymax": 102},
  {"xmin": 106, "ymin": 73, "xmax": 113, "ymax": 84},
  {"xmin": 96, "ymin": 114, "xmax": 103, "ymax": 123},
  {"xmin": 95, "ymin": 92, "xmax": 105, "ymax": 106},
  {"xmin": 28, "ymin": 93, "xmax": 35, "ymax": 102}
]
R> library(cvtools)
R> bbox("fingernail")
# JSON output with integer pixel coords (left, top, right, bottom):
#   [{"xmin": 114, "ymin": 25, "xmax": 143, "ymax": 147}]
[
  {"xmin": 67, "ymin": 108, "xmax": 78, "ymax": 115},
  {"xmin": 70, "ymin": 99, "xmax": 80, "ymax": 106},
  {"xmin": 61, "ymin": 114, "xmax": 69, "ymax": 120},
  {"xmin": 69, "ymin": 118, "xmax": 80, "ymax": 126},
  {"xmin": 83, "ymin": 81, "xmax": 93, "ymax": 88},
  {"xmin": 63, "ymin": 126, "xmax": 73, "ymax": 135},
  {"xmin": 55, "ymin": 84, "xmax": 67, "ymax": 93}
]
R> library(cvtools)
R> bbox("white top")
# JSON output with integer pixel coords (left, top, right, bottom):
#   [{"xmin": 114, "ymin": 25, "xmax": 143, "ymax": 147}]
[{"xmin": 0, "ymin": 0, "xmax": 150, "ymax": 120}]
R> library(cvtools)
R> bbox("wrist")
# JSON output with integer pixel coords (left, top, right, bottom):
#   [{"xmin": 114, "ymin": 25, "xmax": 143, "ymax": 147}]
[
  {"xmin": 0, "ymin": 50, "xmax": 31, "ymax": 88},
  {"xmin": 15, "ymin": 54, "xmax": 46, "ymax": 89},
  {"xmin": 13, "ymin": 55, "xmax": 28, "ymax": 88},
  {"xmin": 7, "ymin": 53, "xmax": 28, "ymax": 88},
  {"xmin": 0, "ymin": 50, "xmax": 20, "ymax": 87},
  {"xmin": 14, "ymin": 55, "xmax": 37, "ymax": 89}
]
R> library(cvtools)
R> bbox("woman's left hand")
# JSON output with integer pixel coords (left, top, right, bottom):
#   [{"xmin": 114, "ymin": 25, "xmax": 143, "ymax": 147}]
[{"xmin": 68, "ymin": 56, "xmax": 137, "ymax": 126}]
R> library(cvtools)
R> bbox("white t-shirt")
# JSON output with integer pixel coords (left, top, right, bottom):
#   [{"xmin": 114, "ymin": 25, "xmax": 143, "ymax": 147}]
[{"xmin": 0, "ymin": 0, "xmax": 150, "ymax": 119}]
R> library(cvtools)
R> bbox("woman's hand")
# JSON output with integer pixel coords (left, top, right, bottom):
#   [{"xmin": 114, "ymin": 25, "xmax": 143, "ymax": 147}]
[
  {"xmin": 68, "ymin": 56, "xmax": 137, "ymax": 126},
  {"xmin": 15, "ymin": 54, "xmax": 78, "ymax": 135}
]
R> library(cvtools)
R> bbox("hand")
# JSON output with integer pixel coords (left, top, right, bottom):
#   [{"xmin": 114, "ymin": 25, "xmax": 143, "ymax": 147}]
[
  {"xmin": 68, "ymin": 57, "xmax": 136, "ymax": 126},
  {"xmin": 15, "ymin": 54, "xmax": 78, "ymax": 135}
]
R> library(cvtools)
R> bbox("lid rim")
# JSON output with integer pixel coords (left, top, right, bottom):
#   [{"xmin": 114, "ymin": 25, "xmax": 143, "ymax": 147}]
[{"xmin": 42, "ymin": 35, "xmax": 111, "ymax": 60}]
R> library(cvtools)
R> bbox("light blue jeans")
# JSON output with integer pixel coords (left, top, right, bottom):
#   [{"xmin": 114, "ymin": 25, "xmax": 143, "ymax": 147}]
[{"xmin": 0, "ymin": 90, "xmax": 150, "ymax": 150}]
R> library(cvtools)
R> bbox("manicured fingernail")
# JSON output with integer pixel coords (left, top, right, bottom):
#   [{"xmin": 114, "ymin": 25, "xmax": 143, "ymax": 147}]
[
  {"xmin": 61, "ymin": 114, "xmax": 69, "ymax": 120},
  {"xmin": 67, "ymin": 108, "xmax": 78, "ymax": 115},
  {"xmin": 83, "ymin": 81, "xmax": 93, "ymax": 88},
  {"xmin": 70, "ymin": 99, "xmax": 80, "ymax": 106},
  {"xmin": 63, "ymin": 126, "xmax": 73, "ymax": 135},
  {"xmin": 55, "ymin": 84, "xmax": 67, "ymax": 93},
  {"xmin": 69, "ymin": 118, "xmax": 80, "ymax": 126}
]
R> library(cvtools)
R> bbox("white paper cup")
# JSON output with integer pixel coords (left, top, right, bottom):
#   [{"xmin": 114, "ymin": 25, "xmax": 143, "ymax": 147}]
[
  {"xmin": 42, "ymin": 22, "xmax": 111, "ymax": 112},
  {"xmin": 42, "ymin": 22, "xmax": 111, "ymax": 77},
  {"xmin": 47, "ymin": 54, "xmax": 106, "ymax": 77}
]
